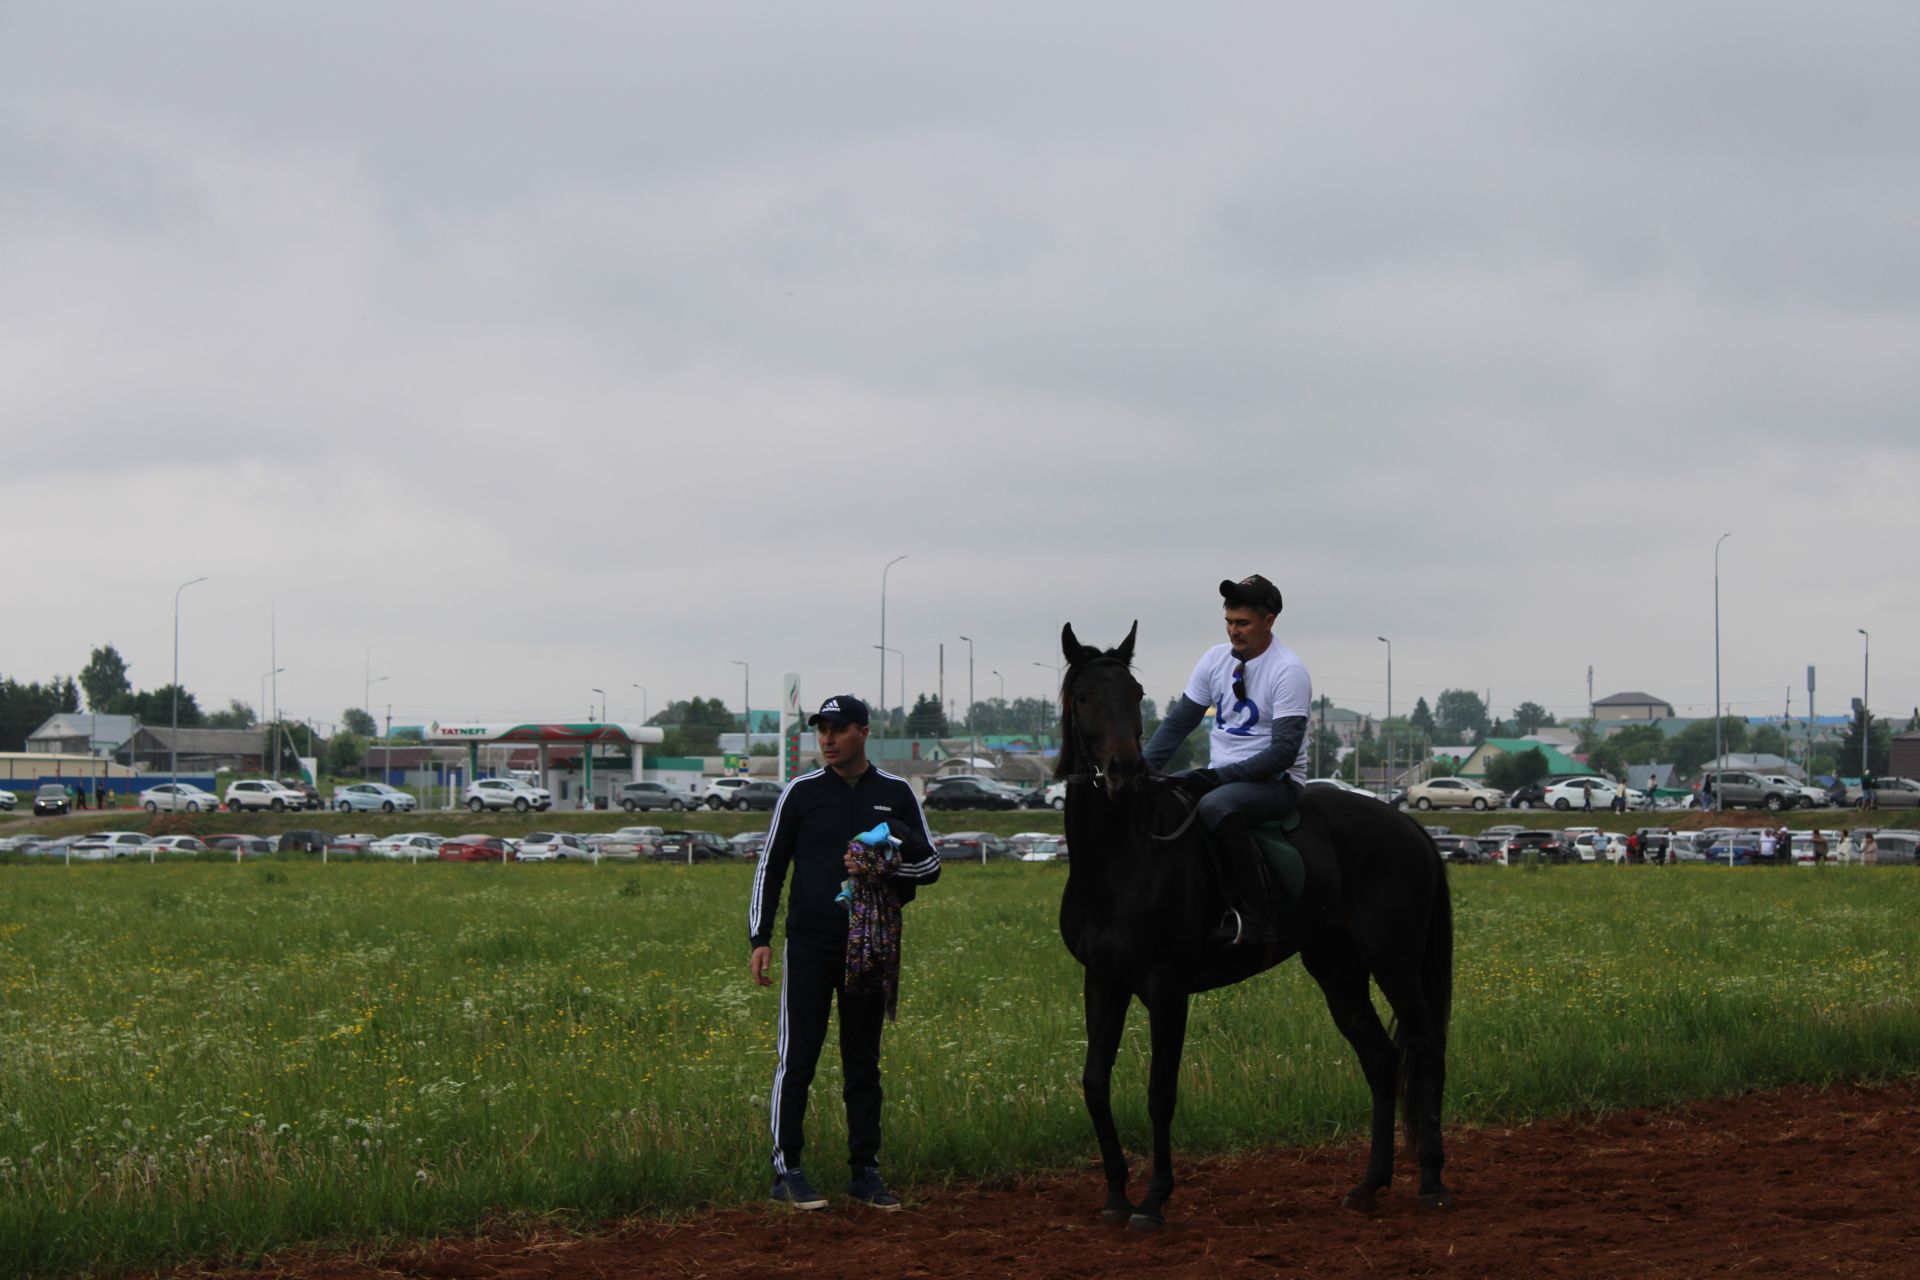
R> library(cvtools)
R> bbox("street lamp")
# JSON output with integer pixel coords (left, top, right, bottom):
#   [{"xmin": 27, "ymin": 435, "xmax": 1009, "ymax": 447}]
[
  {"xmin": 958, "ymin": 635, "xmax": 976, "ymax": 768},
  {"xmin": 878, "ymin": 554, "xmax": 907, "ymax": 739},
  {"xmin": 1859, "ymin": 628, "xmax": 1870, "ymax": 783},
  {"xmin": 170, "ymin": 576, "xmax": 209, "ymax": 793},
  {"xmin": 260, "ymin": 666, "xmax": 285, "ymax": 778},
  {"xmin": 1714, "ymin": 533, "xmax": 1731, "ymax": 812},
  {"xmin": 992, "ymin": 669, "xmax": 1005, "ymax": 705},
  {"xmin": 631, "ymin": 683, "xmax": 649, "ymax": 724},
  {"xmin": 872, "ymin": 646, "xmax": 903, "ymax": 732},
  {"xmin": 1377, "ymin": 637, "xmax": 1392, "ymax": 795},
  {"xmin": 365, "ymin": 672, "xmax": 388, "ymax": 725},
  {"xmin": 731, "ymin": 661, "xmax": 750, "ymax": 764}
]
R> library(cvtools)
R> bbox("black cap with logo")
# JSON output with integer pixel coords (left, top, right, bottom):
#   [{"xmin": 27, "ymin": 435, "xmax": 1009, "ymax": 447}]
[
  {"xmin": 1219, "ymin": 574, "xmax": 1283, "ymax": 615},
  {"xmin": 806, "ymin": 694, "xmax": 870, "ymax": 727}
]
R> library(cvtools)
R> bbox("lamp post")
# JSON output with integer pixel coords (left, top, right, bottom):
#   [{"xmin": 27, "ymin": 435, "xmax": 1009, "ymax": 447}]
[
  {"xmin": 872, "ymin": 646, "xmax": 903, "ymax": 732},
  {"xmin": 731, "ymin": 661, "xmax": 750, "ymax": 766},
  {"xmin": 170, "ymin": 576, "xmax": 209, "ymax": 793},
  {"xmin": 992, "ymin": 668, "xmax": 1005, "ymax": 706},
  {"xmin": 1380, "ymin": 637, "xmax": 1394, "ymax": 789},
  {"xmin": 1033, "ymin": 660, "xmax": 1060, "ymax": 741},
  {"xmin": 1858, "ymin": 628, "xmax": 1870, "ymax": 783},
  {"xmin": 958, "ymin": 635, "xmax": 976, "ymax": 769},
  {"xmin": 631, "ymin": 683, "xmax": 649, "ymax": 724},
  {"xmin": 878, "ymin": 555, "xmax": 907, "ymax": 740},
  {"xmin": 1714, "ymin": 533, "xmax": 1731, "ymax": 811}
]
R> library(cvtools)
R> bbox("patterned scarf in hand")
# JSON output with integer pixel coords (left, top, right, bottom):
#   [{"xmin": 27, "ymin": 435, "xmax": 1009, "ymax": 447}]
[{"xmin": 842, "ymin": 834, "xmax": 903, "ymax": 1022}]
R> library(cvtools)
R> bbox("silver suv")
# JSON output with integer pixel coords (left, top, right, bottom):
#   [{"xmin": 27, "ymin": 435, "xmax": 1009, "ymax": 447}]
[
  {"xmin": 1709, "ymin": 771, "xmax": 1802, "ymax": 812},
  {"xmin": 617, "ymin": 781, "xmax": 692, "ymax": 813},
  {"xmin": 463, "ymin": 777, "xmax": 553, "ymax": 813}
]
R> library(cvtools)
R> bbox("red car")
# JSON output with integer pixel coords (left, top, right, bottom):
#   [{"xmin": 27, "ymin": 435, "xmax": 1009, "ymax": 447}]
[{"xmin": 438, "ymin": 834, "xmax": 518, "ymax": 862}]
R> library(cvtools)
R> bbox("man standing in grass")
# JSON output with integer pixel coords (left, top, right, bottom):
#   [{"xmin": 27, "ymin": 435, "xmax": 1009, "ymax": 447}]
[{"xmin": 749, "ymin": 694, "xmax": 940, "ymax": 1212}]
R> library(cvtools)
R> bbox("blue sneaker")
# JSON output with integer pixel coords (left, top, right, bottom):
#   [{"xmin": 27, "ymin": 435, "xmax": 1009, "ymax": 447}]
[
  {"xmin": 847, "ymin": 1166, "xmax": 901, "ymax": 1211},
  {"xmin": 770, "ymin": 1168, "xmax": 828, "ymax": 1210}
]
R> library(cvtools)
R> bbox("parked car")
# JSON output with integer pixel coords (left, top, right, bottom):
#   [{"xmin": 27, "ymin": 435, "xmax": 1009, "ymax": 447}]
[
  {"xmin": 1506, "ymin": 782, "xmax": 1547, "ymax": 809},
  {"xmin": 1404, "ymin": 778, "xmax": 1505, "ymax": 811},
  {"xmin": 1569, "ymin": 832, "xmax": 1627, "ymax": 862},
  {"xmin": 701, "ymin": 777, "xmax": 759, "ymax": 811},
  {"xmin": 1043, "ymin": 781, "xmax": 1068, "ymax": 810},
  {"xmin": 438, "ymin": 834, "xmax": 518, "ymax": 861},
  {"xmin": 934, "ymin": 831, "xmax": 1020, "ymax": 862},
  {"xmin": 724, "ymin": 780, "xmax": 785, "ymax": 812},
  {"xmin": 1500, "ymin": 831, "xmax": 1569, "ymax": 865},
  {"xmin": 1481, "ymin": 824, "xmax": 1526, "ymax": 844},
  {"xmin": 1630, "ymin": 828, "xmax": 1673, "ymax": 863},
  {"xmin": 1431, "ymin": 835, "xmax": 1490, "ymax": 864},
  {"xmin": 1541, "ymin": 779, "xmax": 1641, "ymax": 812},
  {"xmin": 1704, "ymin": 771, "xmax": 1805, "ymax": 812},
  {"xmin": 731, "ymin": 830, "xmax": 771, "ymax": 857},
  {"xmin": 276, "ymin": 829, "xmax": 331, "ymax": 853},
  {"xmin": 1306, "ymin": 778, "xmax": 1379, "ymax": 798},
  {"xmin": 1010, "ymin": 836, "xmax": 1066, "ymax": 862},
  {"xmin": 1758, "ymin": 775, "xmax": 1830, "ymax": 809},
  {"xmin": 616, "ymin": 781, "xmax": 695, "ymax": 813},
  {"xmin": 923, "ymin": 779, "xmax": 1021, "ymax": 811},
  {"xmin": 515, "ymin": 832, "xmax": 593, "ymax": 861},
  {"xmin": 589, "ymin": 826, "xmax": 662, "ymax": 859},
  {"xmin": 464, "ymin": 777, "xmax": 553, "ymax": 813},
  {"xmin": 149, "ymin": 835, "xmax": 209, "ymax": 854},
  {"xmin": 334, "ymin": 782, "xmax": 419, "ymax": 813},
  {"xmin": 205, "ymin": 834, "xmax": 275, "ymax": 856},
  {"xmin": 650, "ymin": 830, "xmax": 735, "ymax": 862},
  {"xmin": 32, "ymin": 784, "xmax": 71, "ymax": 816},
  {"xmin": 277, "ymin": 779, "xmax": 323, "ymax": 810},
  {"xmin": 225, "ymin": 779, "xmax": 309, "ymax": 812},
  {"xmin": 1870, "ymin": 830, "xmax": 1919, "ymax": 863},
  {"xmin": 69, "ymin": 831, "xmax": 152, "ymax": 860},
  {"xmin": 0, "ymin": 789, "xmax": 15, "ymax": 811},
  {"xmin": 1863, "ymin": 777, "xmax": 1920, "ymax": 809},
  {"xmin": 370, "ymin": 833, "xmax": 444, "ymax": 859},
  {"xmin": 139, "ymin": 782, "xmax": 222, "ymax": 813}
]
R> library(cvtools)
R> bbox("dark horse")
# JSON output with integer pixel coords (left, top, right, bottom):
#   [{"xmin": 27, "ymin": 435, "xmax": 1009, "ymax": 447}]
[{"xmin": 1056, "ymin": 622, "xmax": 1453, "ymax": 1230}]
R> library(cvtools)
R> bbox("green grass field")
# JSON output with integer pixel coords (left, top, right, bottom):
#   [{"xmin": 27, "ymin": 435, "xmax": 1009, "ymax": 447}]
[{"xmin": 2, "ymin": 857, "xmax": 1918, "ymax": 1277}]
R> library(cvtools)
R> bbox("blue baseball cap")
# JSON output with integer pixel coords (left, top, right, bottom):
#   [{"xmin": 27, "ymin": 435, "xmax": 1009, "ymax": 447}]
[{"xmin": 807, "ymin": 694, "xmax": 870, "ymax": 727}]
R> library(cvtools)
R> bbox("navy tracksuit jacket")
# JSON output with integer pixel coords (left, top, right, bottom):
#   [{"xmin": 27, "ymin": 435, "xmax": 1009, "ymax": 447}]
[{"xmin": 749, "ymin": 765, "xmax": 939, "ymax": 1176}]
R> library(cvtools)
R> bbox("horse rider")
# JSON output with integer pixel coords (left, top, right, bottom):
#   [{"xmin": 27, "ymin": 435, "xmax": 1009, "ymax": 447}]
[{"xmin": 1143, "ymin": 574, "xmax": 1312, "ymax": 948}]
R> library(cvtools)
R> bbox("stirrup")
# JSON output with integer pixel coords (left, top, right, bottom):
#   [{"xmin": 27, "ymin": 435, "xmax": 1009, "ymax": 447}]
[{"xmin": 1209, "ymin": 907, "xmax": 1245, "ymax": 947}]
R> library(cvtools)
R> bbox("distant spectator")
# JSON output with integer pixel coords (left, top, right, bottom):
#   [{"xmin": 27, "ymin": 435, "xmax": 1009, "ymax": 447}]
[
  {"xmin": 75, "ymin": 784, "xmax": 88, "ymax": 810},
  {"xmin": 1759, "ymin": 829, "xmax": 1776, "ymax": 863},
  {"xmin": 1862, "ymin": 832, "xmax": 1879, "ymax": 865},
  {"xmin": 1581, "ymin": 779, "xmax": 1594, "ymax": 813},
  {"xmin": 1701, "ymin": 774, "xmax": 1716, "ymax": 811},
  {"xmin": 1860, "ymin": 771, "xmax": 1877, "ymax": 810}
]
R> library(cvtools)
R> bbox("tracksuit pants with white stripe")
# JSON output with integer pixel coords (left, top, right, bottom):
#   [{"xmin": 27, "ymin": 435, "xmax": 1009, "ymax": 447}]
[{"xmin": 772, "ymin": 933, "xmax": 885, "ymax": 1176}]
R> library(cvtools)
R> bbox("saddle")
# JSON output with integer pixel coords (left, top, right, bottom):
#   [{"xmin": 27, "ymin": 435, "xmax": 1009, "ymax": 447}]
[{"xmin": 1249, "ymin": 814, "xmax": 1308, "ymax": 915}]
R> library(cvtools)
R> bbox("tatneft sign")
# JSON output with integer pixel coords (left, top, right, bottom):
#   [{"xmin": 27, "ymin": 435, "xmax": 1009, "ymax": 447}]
[{"xmin": 427, "ymin": 722, "xmax": 504, "ymax": 741}]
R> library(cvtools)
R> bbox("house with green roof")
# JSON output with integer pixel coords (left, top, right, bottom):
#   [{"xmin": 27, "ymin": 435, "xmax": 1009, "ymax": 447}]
[{"xmin": 1455, "ymin": 737, "xmax": 1597, "ymax": 780}]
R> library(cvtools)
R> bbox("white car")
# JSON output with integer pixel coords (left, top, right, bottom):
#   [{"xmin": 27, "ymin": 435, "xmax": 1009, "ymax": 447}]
[
  {"xmin": 1305, "ymin": 778, "xmax": 1379, "ymax": 798},
  {"xmin": 0, "ymin": 790, "xmax": 16, "ymax": 811},
  {"xmin": 515, "ymin": 832, "xmax": 592, "ymax": 862},
  {"xmin": 1404, "ymin": 778, "xmax": 1506, "ymax": 811},
  {"xmin": 464, "ymin": 777, "xmax": 553, "ymax": 813},
  {"xmin": 333, "ymin": 782, "xmax": 419, "ymax": 813},
  {"xmin": 68, "ymin": 831, "xmax": 153, "ymax": 860},
  {"xmin": 1759, "ymin": 775, "xmax": 1826, "ymax": 809},
  {"xmin": 140, "ymin": 782, "xmax": 222, "ymax": 813},
  {"xmin": 149, "ymin": 835, "xmax": 210, "ymax": 854},
  {"xmin": 588, "ymin": 826, "xmax": 661, "ymax": 859},
  {"xmin": 701, "ymin": 777, "xmax": 758, "ymax": 810},
  {"xmin": 370, "ymin": 832, "xmax": 444, "ymax": 859},
  {"xmin": 225, "ymin": 779, "xmax": 310, "ymax": 812},
  {"xmin": 1541, "ymin": 779, "xmax": 1641, "ymax": 811}
]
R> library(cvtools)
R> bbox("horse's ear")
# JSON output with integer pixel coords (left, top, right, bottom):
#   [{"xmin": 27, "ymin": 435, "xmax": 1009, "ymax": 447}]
[
  {"xmin": 1061, "ymin": 622, "xmax": 1100, "ymax": 667},
  {"xmin": 1113, "ymin": 620, "xmax": 1138, "ymax": 667}
]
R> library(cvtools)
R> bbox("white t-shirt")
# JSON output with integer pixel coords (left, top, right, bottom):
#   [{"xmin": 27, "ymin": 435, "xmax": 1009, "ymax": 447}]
[{"xmin": 1181, "ymin": 641, "xmax": 1313, "ymax": 783}]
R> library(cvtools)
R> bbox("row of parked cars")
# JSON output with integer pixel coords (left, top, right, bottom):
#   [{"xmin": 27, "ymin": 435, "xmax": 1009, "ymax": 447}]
[{"xmin": 1426, "ymin": 822, "xmax": 1918, "ymax": 867}]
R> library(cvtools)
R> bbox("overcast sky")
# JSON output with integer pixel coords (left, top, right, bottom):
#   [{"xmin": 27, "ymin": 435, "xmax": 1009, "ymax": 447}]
[{"xmin": 4, "ymin": 2, "xmax": 1914, "ymax": 738}]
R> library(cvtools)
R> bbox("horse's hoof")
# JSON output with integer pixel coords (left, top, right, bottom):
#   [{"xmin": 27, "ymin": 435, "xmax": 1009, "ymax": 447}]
[
  {"xmin": 1101, "ymin": 1208, "xmax": 1131, "ymax": 1227},
  {"xmin": 1128, "ymin": 1211, "xmax": 1163, "ymax": 1233},
  {"xmin": 1419, "ymin": 1189, "xmax": 1455, "ymax": 1211},
  {"xmin": 1342, "ymin": 1188, "xmax": 1379, "ymax": 1213}
]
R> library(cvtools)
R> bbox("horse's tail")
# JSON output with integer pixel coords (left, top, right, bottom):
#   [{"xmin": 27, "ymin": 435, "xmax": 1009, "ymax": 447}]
[{"xmin": 1396, "ymin": 852, "xmax": 1453, "ymax": 1148}]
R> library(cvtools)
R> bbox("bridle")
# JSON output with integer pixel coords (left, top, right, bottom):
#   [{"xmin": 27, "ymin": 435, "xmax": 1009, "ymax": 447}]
[{"xmin": 1060, "ymin": 657, "xmax": 1204, "ymax": 844}]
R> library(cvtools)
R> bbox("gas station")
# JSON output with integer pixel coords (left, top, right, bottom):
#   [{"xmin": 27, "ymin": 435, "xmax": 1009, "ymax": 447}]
[{"xmin": 423, "ymin": 720, "xmax": 666, "ymax": 803}]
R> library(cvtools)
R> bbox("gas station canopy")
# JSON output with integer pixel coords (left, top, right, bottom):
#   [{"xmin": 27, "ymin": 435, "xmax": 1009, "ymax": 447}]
[{"xmin": 425, "ymin": 721, "xmax": 664, "ymax": 747}]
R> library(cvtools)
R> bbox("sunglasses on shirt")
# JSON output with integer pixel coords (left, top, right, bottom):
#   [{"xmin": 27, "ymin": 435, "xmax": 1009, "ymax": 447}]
[{"xmin": 1232, "ymin": 663, "xmax": 1246, "ymax": 701}]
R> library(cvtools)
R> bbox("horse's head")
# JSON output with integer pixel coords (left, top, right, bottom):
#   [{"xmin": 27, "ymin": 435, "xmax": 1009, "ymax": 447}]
[{"xmin": 1056, "ymin": 621, "xmax": 1146, "ymax": 794}]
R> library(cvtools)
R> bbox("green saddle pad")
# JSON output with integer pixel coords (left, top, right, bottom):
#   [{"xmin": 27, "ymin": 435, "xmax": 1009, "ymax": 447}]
[{"xmin": 1251, "ymin": 814, "xmax": 1306, "ymax": 911}]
